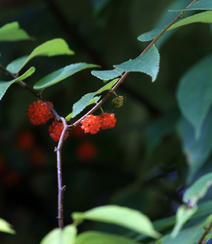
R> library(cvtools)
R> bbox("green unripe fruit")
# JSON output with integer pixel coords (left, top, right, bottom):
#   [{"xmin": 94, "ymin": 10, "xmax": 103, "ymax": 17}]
[{"xmin": 111, "ymin": 96, "xmax": 124, "ymax": 108}]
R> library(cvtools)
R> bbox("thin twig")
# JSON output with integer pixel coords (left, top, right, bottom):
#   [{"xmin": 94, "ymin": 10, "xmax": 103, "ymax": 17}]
[
  {"xmin": 197, "ymin": 222, "xmax": 212, "ymax": 244},
  {"xmin": 55, "ymin": 117, "xmax": 69, "ymax": 229}
]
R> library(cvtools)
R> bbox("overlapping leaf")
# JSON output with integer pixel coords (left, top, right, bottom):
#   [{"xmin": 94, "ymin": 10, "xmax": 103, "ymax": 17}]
[
  {"xmin": 34, "ymin": 63, "xmax": 98, "ymax": 90},
  {"xmin": 7, "ymin": 38, "xmax": 74, "ymax": 73},
  {"xmin": 177, "ymin": 54, "xmax": 212, "ymax": 139},
  {"xmin": 178, "ymin": 111, "xmax": 212, "ymax": 183},
  {"xmin": 0, "ymin": 22, "xmax": 32, "ymax": 42},
  {"xmin": 91, "ymin": 68, "xmax": 122, "ymax": 81},
  {"xmin": 76, "ymin": 231, "xmax": 138, "ymax": 244},
  {"xmin": 114, "ymin": 45, "xmax": 160, "ymax": 82},
  {"xmin": 72, "ymin": 205, "xmax": 160, "ymax": 239},
  {"xmin": 0, "ymin": 67, "xmax": 35, "ymax": 100}
]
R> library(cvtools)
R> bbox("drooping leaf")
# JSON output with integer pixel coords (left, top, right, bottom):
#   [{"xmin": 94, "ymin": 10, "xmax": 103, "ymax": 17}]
[
  {"xmin": 0, "ymin": 22, "xmax": 33, "ymax": 42},
  {"xmin": 72, "ymin": 205, "xmax": 161, "ymax": 239},
  {"xmin": 114, "ymin": 45, "xmax": 160, "ymax": 82},
  {"xmin": 91, "ymin": 69, "xmax": 122, "ymax": 81},
  {"xmin": 178, "ymin": 110, "xmax": 212, "ymax": 183},
  {"xmin": 71, "ymin": 92, "xmax": 97, "ymax": 119},
  {"xmin": 0, "ymin": 67, "xmax": 35, "ymax": 100},
  {"xmin": 170, "ymin": 0, "xmax": 212, "ymax": 12},
  {"xmin": 183, "ymin": 172, "xmax": 212, "ymax": 207},
  {"xmin": 171, "ymin": 205, "xmax": 197, "ymax": 238},
  {"xmin": 65, "ymin": 78, "xmax": 119, "ymax": 120},
  {"xmin": 0, "ymin": 219, "xmax": 15, "ymax": 234},
  {"xmin": 40, "ymin": 225, "xmax": 77, "ymax": 244},
  {"xmin": 7, "ymin": 38, "xmax": 74, "ymax": 73},
  {"xmin": 138, "ymin": 11, "xmax": 212, "ymax": 43},
  {"xmin": 33, "ymin": 63, "xmax": 98, "ymax": 90},
  {"xmin": 76, "ymin": 231, "xmax": 138, "ymax": 244},
  {"xmin": 177, "ymin": 54, "xmax": 212, "ymax": 139}
]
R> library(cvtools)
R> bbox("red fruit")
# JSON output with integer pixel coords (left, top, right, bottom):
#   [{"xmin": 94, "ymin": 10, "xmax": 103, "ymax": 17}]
[
  {"xmin": 76, "ymin": 140, "xmax": 97, "ymax": 161},
  {"xmin": 15, "ymin": 130, "xmax": 35, "ymax": 151},
  {"xmin": 99, "ymin": 113, "xmax": 116, "ymax": 130},
  {"xmin": 81, "ymin": 115, "xmax": 101, "ymax": 134},
  {"xmin": 49, "ymin": 121, "xmax": 69, "ymax": 141},
  {"xmin": 27, "ymin": 100, "xmax": 54, "ymax": 125}
]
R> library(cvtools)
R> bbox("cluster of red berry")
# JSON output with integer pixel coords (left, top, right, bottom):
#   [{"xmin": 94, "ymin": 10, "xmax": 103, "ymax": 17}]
[
  {"xmin": 27, "ymin": 100, "xmax": 69, "ymax": 141},
  {"xmin": 81, "ymin": 113, "xmax": 116, "ymax": 134}
]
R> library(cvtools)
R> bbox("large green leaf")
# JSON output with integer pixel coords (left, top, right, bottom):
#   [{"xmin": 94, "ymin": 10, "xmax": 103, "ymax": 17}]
[
  {"xmin": 171, "ymin": 204, "xmax": 197, "ymax": 238},
  {"xmin": 178, "ymin": 108, "xmax": 212, "ymax": 183},
  {"xmin": 76, "ymin": 231, "xmax": 138, "ymax": 244},
  {"xmin": 0, "ymin": 219, "xmax": 15, "ymax": 234},
  {"xmin": 65, "ymin": 78, "xmax": 119, "ymax": 120},
  {"xmin": 183, "ymin": 173, "xmax": 212, "ymax": 207},
  {"xmin": 72, "ymin": 205, "xmax": 161, "ymax": 239},
  {"xmin": 40, "ymin": 225, "xmax": 77, "ymax": 244},
  {"xmin": 0, "ymin": 67, "xmax": 35, "ymax": 100},
  {"xmin": 91, "ymin": 69, "xmax": 122, "ymax": 81},
  {"xmin": 0, "ymin": 22, "xmax": 32, "ymax": 42},
  {"xmin": 33, "ymin": 63, "xmax": 98, "ymax": 90},
  {"xmin": 138, "ymin": 11, "xmax": 212, "ymax": 42},
  {"xmin": 7, "ymin": 38, "xmax": 74, "ymax": 73},
  {"xmin": 114, "ymin": 45, "xmax": 160, "ymax": 82},
  {"xmin": 177, "ymin": 54, "xmax": 212, "ymax": 139},
  {"xmin": 170, "ymin": 0, "xmax": 212, "ymax": 11}
]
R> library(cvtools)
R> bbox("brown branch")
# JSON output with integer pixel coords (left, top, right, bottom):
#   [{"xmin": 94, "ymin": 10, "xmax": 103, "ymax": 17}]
[{"xmin": 197, "ymin": 222, "xmax": 212, "ymax": 244}]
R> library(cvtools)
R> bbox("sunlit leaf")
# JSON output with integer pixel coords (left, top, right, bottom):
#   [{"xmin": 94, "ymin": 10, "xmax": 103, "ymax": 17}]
[
  {"xmin": 96, "ymin": 78, "xmax": 119, "ymax": 94},
  {"xmin": 177, "ymin": 54, "xmax": 212, "ymax": 139},
  {"xmin": 170, "ymin": 0, "xmax": 212, "ymax": 12},
  {"xmin": 178, "ymin": 112, "xmax": 212, "ymax": 183},
  {"xmin": 0, "ymin": 67, "xmax": 35, "ymax": 100},
  {"xmin": 40, "ymin": 225, "xmax": 77, "ymax": 244},
  {"xmin": 114, "ymin": 45, "xmax": 160, "ymax": 82},
  {"xmin": 91, "ymin": 69, "xmax": 122, "ymax": 81},
  {"xmin": 72, "ymin": 205, "xmax": 161, "ymax": 239},
  {"xmin": 33, "ymin": 63, "xmax": 98, "ymax": 90},
  {"xmin": 171, "ymin": 204, "xmax": 197, "ymax": 238},
  {"xmin": 0, "ymin": 219, "xmax": 15, "ymax": 234},
  {"xmin": 183, "ymin": 172, "xmax": 212, "ymax": 207},
  {"xmin": 76, "ymin": 231, "xmax": 138, "ymax": 244},
  {"xmin": 7, "ymin": 38, "xmax": 74, "ymax": 73},
  {"xmin": 0, "ymin": 22, "xmax": 33, "ymax": 42}
]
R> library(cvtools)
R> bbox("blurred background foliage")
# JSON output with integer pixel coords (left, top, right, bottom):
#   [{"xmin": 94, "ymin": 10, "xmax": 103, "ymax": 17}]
[{"xmin": 0, "ymin": 0, "xmax": 212, "ymax": 243}]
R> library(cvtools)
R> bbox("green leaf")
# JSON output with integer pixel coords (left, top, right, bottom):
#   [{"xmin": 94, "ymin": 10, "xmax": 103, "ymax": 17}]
[
  {"xmin": 183, "ymin": 172, "xmax": 212, "ymax": 207},
  {"xmin": 91, "ymin": 69, "xmax": 122, "ymax": 81},
  {"xmin": 40, "ymin": 225, "xmax": 77, "ymax": 244},
  {"xmin": 0, "ymin": 218, "xmax": 15, "ymax": 234},
  {"xmin": 65, "ymin": 78, "xmax": 119, "ymax": 120},
  {"xmin": 178, "ymin": 112, "xmax": 212, "ymax": 183},
  {"xmin": 177, "ymin": 54, "xmax": 212, "ymax": 139},
  {"xmin": 72, "ymin": 205, "xmax": 161, "ymax": 239},
  {"xmin": 138, "ymin": 11, "xmax": 212, "ymax": 43},
  {"xmin": 170, "ymin": 0, "xmax": 212, "ymax": 11},
  {"xmin": 7, "ymin": 38, "xmax": 74, "ymax": 73},
  {"xmin": 159, "ymin": 224, "xmax": 204, "ymax": 244},
  {"xmin": 0, "ymin": 22, "xmax": 33, "ymax": 42},
  {"xmin": 0, "ymin": 67, "xmax": 35, "ymax": 100},
  {"xmin": 34, "ymin": 63, "xmax": 98, "ymax": 90},
  {"xmin": 76, "ymin": 231, "xmax": 138, "ymax": 244},
  {"xmin": 171, "ymin": 204, "xmax": 197, "ymax": 238},
  {"xmin": 114, "ymin": 45, "xmax": 160, "ymax": 82}
]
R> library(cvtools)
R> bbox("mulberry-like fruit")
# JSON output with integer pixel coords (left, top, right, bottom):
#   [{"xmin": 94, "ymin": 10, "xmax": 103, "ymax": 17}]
[
  {"xmin": 99, "ymin": 113, "xmax": 116, "ymax": 130},
  {"xmin": 48, "ymin": 121, "xmax": 69, "ymax": 141},
  {"xmin": 81, "ymin": 115, "xmax": 101, "ymax": 134},
  {"xmin": 27, "ymin": 100, "xmax": 53, "ymax": 125}
]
